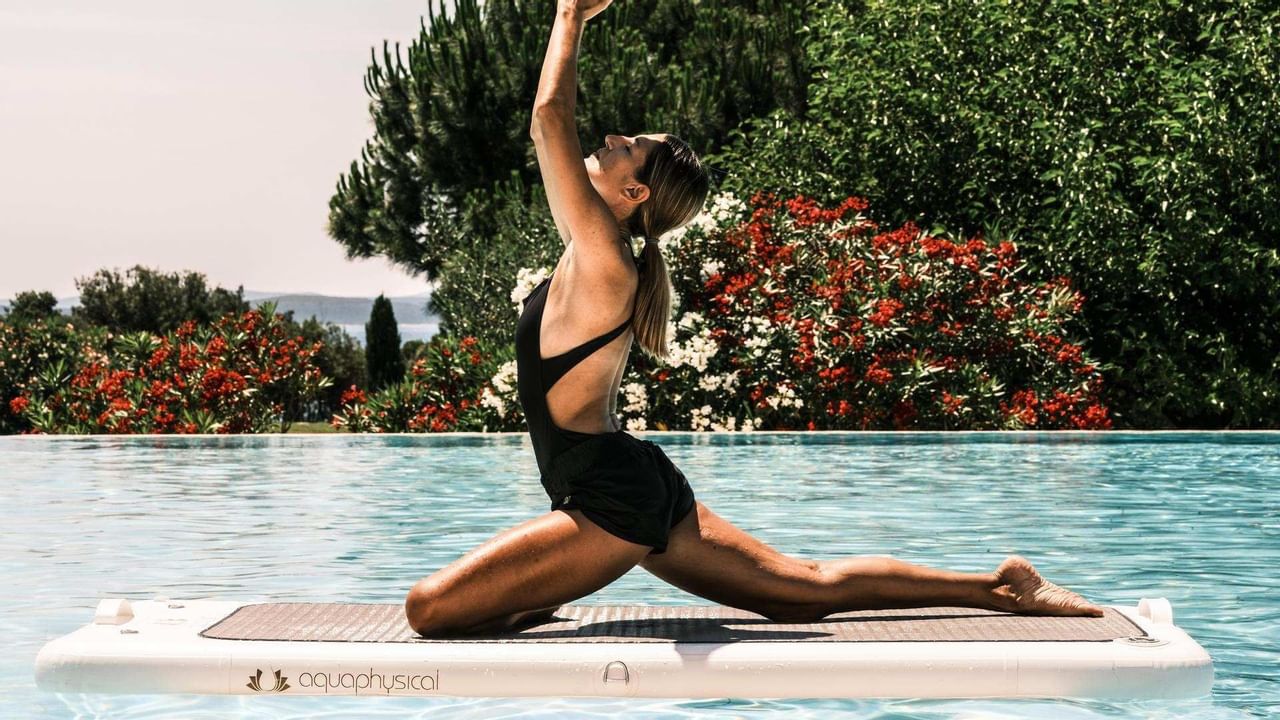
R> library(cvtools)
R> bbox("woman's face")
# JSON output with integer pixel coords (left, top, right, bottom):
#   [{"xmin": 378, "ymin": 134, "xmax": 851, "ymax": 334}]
[{"xmin": 587, "ymin": 133, "xmax": 666, "ymax": 208}]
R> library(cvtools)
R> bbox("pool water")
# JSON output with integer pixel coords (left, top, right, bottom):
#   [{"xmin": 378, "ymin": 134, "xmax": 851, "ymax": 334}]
[{"xmin": 2, "ymin": 432, "xmax": 1276, "ymax": 718}]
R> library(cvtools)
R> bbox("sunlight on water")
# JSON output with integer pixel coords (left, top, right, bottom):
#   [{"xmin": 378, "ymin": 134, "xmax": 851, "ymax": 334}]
[{"xmin": 2, "ymin": 432, "xmax": 1276, "ymax": 718}]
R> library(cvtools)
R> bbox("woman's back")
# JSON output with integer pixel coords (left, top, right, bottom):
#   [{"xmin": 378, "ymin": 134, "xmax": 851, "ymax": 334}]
[{"xmin": 515, "ymin": 257, "xmax": 639, "ymax": 477}]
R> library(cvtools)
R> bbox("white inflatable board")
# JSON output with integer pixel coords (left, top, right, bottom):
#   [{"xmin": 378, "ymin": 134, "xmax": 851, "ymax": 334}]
[{"xmin": 35, "ymin": 598, "xmax": 1213, "ymax": 699}]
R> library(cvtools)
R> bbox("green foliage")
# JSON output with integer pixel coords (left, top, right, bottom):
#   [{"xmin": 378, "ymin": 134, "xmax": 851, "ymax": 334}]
[
  {"xmin": 328, "ymin": 0, "xmax": 815, "ymax": 281},
  {"xmin": 2, "ymin": 291, "xmax": 61, "ymax": 325},
  {"xmin": 365, "ymin": 295, "xmax": 406, "ymax": 392},
  {"xmin": 427, "ymin": 172, "xmax": 564, "ymax": 346},
  {"xmin": 402, "ymin": 339, "xmax": 427, "ymax": 365},
  {"xmin": 0, "ymin": 316, "xmax": 95, "ymax": 434},
  {"xmin": 332, "ymin": 333, "xmax": 509, "ymax": 432},
  {"xmin": 714, "ymin": 0, "xmax": 1280, "ymax": 427},
  {"xmin": 72, "ymin": 266, "xmax": 249, "ymax": 335}
]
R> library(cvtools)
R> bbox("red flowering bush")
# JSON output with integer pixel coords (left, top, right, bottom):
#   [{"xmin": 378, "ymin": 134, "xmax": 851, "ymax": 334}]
[
  {"xmin": 330, "ymin": 333, "xmax": 506, "ymax": 432},
  {"xmin": 604, "ymin": 190, "xmax": 1112, "ymax": 430},
  {"xmin": 329, "ymin": 189, "xmax": 1111, "ymax": 433},
  {"xmin": 0, "ymin": 317, "xmax": 95, "ymax": 434},
  {"xmin": 4, "ymin": 305, "xmax": 331, "ymax": 434}
]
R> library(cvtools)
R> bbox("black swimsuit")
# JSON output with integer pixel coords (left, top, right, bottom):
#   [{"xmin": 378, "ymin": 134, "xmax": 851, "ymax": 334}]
[{"xmin": 515, "ymin": 271, "xmax": 696, "ymax": 553}]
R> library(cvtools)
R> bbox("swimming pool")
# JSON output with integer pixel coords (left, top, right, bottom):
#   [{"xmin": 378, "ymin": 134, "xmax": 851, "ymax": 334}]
[{"xmin": 4, "ymin": 432, "xmax": 1276, "ymax": 718}]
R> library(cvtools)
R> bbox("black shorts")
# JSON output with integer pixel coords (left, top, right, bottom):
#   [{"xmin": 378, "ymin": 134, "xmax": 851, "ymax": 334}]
[{"xmin": 541, "ymin": 432, "xmax": 696, "ymax": 554}]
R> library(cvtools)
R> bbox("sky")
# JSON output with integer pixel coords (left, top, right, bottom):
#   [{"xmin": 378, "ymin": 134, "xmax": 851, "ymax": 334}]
[{"xmin": 0, "ymin": 1, "xmax": 452, "ymax": 300}]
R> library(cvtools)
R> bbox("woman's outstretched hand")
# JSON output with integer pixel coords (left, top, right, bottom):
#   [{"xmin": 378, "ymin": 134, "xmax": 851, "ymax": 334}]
[{"xmin": 560, "ymin": 0, "xmax": 615, "ymax": 22}]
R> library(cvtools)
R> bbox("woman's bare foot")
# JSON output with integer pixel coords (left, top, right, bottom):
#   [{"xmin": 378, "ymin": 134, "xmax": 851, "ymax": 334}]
[{"xmin": 993, "ymin": 555, "xmax": 1104, "ymax": 617}]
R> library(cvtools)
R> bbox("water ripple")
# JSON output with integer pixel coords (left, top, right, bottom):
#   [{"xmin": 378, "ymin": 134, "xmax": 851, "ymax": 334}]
[{"xmin": 2, "ymin": 432, "xmax": 1276, "ymax": 719}]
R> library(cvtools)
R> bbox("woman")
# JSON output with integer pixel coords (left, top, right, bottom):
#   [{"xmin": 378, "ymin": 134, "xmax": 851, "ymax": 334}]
[{"xmin": 404, "ymin": 0, "xmax": 1103, "ymax": 636}]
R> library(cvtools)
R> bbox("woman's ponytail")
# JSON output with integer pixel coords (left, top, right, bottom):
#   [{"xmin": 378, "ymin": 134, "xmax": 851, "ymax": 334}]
[
  {"xmin": 623, "ymin": 134, "xmax": 711, "ymax": 362},
  {"xmin": 632, "ymin": 235, "xmax": 672, "ymax": 360}
]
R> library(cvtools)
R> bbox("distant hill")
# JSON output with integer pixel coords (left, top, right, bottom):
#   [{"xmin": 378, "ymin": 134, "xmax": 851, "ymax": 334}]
[
  {"xmin": 4, "ymin": 292, "xmax": 440, "ymax": 345},
  {"xmin": 253, "ymin": 293, "xmax": 439, "ymax": 345},
  {"xmin": 252, "ymin": 293, "xmax": 434, "ymax": 326}
]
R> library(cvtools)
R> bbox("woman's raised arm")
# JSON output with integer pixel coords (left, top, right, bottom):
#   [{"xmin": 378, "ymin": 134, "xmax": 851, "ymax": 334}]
[{"xmin": 528, "ymin": 1, "xmax": 631, "ymax": 280}]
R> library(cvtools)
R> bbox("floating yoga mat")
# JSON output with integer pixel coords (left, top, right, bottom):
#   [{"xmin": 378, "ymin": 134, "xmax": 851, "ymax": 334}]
[{"xmin": 36, "ymin": 597, "xmax": 1213, "ymax": 699}]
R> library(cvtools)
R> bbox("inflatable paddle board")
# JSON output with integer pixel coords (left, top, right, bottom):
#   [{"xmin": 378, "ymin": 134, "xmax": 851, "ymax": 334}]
[{"xmin": 35, "ymin": 597, "xmax": 1212, "ymax": 699}]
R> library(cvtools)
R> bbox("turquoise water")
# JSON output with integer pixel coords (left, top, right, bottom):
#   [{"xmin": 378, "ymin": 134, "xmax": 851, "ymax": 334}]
[{"xmin": 3, "ymin": 432, "xmax": 1276, "ymax": 719}]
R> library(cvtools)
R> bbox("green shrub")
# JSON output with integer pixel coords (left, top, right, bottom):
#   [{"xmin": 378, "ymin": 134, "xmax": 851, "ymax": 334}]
[
  {"xmin": 0, "ymin": 318, "xmax": 97, "ymax": 434},
  {"xmin": 712, "ymin": 0, "xmax": 1280, "ymax": 427},
  {"xmin": 5, "ymin": 307, "xmax": 330, "ymax": 434},
  {"xmin": 2, "ymin": 291, "xmax": 61, "ymax": 325},
  {"xmin": 332, "ymin": 333, "xmax": 512, "ymax": 432}
]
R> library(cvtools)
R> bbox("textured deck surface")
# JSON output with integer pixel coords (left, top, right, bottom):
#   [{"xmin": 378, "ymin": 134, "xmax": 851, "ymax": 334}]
[{"xmin": 200, "ymin": 604, "xmax": 1144, "ymax": 644}]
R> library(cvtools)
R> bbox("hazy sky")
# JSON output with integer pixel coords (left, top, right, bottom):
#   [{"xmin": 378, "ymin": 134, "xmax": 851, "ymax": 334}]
[{"xmin": 1, "ymin": 1, "xmax": 451, "ymax": 299}]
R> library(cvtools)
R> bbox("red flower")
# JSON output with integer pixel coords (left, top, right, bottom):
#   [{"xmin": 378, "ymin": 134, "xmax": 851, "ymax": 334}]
[
  {"xmin": 1073, "ymin": 404, "xmax": 1113, "ymax": 429},
  {"xmin": 8, "ymin": 396, "xmax": 30, "ymax": 415},
  {"xmin": 941, "ymin": 391, "xmax": 965, "ymax": 415},
  {"xmin": 340, "ymin": 386, "xmax": 367, "ymax": 405},
  {"xmin": 147, "ymin": 346, "xmax": 171, "ymax": 370},
  {"xmin": 865, "ymin": 363, "xmax": 893, "ymax": 386},
  {"xmin": 891, "ymin": 400, "xmax": 918, "ymax": 429},
  {"xmin": 868, "ymin": 299, "xmax": 904, "ymax": 327}
]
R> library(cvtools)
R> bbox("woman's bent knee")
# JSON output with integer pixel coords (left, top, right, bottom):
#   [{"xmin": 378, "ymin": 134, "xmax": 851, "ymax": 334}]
[{"xmin": 405, "ymin": 578, "xmax": 455, "ymax": 636}]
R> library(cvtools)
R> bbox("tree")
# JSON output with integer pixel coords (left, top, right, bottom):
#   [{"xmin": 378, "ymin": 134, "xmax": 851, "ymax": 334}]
[
  {"xmin": 72, "ymin": 266, "xmax": 249, "ymax": 334},
  {"xmin": 366, "ymin": 295, "xmax": 405, "ymax": 392},
  {"xmin": 402, "ymin": 339, "xmax": 428, "ymax": 366},
  {"xmin": 3, "ymin": 290, "xmax": 60, "ymax": 325},
  {"xmin": 327, "ymin": 0, "xmax": 813, "ymax": 281}
]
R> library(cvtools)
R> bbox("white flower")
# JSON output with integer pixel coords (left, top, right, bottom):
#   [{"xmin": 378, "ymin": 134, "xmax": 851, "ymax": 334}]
[
  {"xmin": 709, "ymin": 192, "xmax": 747, "ymax": 224},
  {"xmin": 700, "ymin": 259, "xmax": 723, "ymax": 280},
  {"xmin": 621, "ymin": 382, "xmax": 648, "ymax": 413},
  {"xmin": 709, "ymin": 414, "xmax": 738, "ymax": 432},
  {"xmin": 626, "ymin": 416, "xmax": 647, "ymax": 432},
  {"xmin": 510, "ymin": 267, "xmax": 552, "ymax": 315},
  {"xmin": 690, "ymin": 404, "xmax": 714, "ymax": 431},
  {"xmin": 697, "ymin": 371, "xmax": 739, "ymax": 392},
  {"xmin": 479, "ymin": 387, "xmax": 505, "ymax": 415},
  {"xmin": 666, "ymin": 313, "xmax": 719, "ymax": 372},
  {"xmin": 490, "ymin": 359, "xmax": 518, "ymax": 395},
  {"xmin": 664, "ymin": 225, "xmax": 688, "ymax": 252},
  {"xmin": 677, "ymin": 312, "xmax": 704, "ymax": 331},
  {"xmin": 764, "ymin": 383, "xmax": 805, "ymax": 410}
]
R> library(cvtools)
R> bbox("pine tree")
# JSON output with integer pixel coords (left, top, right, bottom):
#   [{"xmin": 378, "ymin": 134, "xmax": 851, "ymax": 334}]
[
  {"xmin": 327, "ymin": 0, "xmax": 813, "ymax": 280},
  {"xmin": 365, "ymin": 295, "xmax": 406, "ymax": 392}
]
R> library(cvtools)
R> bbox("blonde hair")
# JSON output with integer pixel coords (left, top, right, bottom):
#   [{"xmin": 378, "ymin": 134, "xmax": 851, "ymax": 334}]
[{"xmin": 625, "ymin": 134, "xmax": 710, "ymax": 360}]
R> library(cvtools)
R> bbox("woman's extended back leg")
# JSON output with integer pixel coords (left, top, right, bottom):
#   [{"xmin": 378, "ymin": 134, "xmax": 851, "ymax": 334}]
[{"xmin": 406, "ymin": 509, "xmax": 652, "ymax": 636}]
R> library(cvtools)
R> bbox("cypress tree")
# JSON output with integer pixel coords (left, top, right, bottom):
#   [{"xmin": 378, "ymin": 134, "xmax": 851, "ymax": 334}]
[{"xmin": 365, "ymin": 295, "xmax": 406, "ymax": 392}]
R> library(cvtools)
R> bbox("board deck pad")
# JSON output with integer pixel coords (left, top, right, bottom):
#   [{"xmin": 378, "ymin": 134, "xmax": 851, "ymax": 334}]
[{"xmin": 200, "ymin": 603, "xmax": 1145, "ymax": 644}]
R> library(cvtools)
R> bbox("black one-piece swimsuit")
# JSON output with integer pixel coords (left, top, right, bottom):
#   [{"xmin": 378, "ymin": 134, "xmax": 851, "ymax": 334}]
[{"xmin": 514, "ymin": 271, "xmax": 695, "ymax": 554}]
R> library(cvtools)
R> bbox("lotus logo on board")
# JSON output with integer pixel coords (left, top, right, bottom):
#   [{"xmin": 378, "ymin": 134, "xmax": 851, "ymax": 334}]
[{"xmin": 247, "ymin": 668, "xmax": 290, "ymax": 692}]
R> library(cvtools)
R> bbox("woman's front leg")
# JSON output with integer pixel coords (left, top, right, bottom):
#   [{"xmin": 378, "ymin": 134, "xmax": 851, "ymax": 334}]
[{"xmin": 406, "ymin": 508, "xmax": 651, "ymax": 636}]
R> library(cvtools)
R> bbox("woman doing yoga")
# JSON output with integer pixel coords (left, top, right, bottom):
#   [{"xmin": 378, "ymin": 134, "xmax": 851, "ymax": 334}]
[{"xmin": 404, "ymin": 0, "xmax": 1103, "ymax": 636}]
